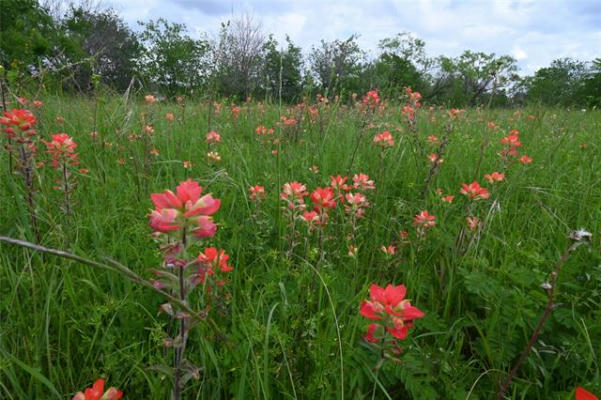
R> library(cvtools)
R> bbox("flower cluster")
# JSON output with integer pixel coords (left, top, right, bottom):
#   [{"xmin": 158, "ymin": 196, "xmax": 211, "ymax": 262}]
[
  {"xmin": 0, "ymin": 108, "xmax": 37, "ymax": 140},
  {"xmin": 373, "ymin": 131, "xmax": 395, "ymax": 148},
  {"xmin": 280, "ymin": 181, "xmax": 309, "ymax": 210},
  {"xmin": 249, "ymin": 185, "xmax": 266, "ymax": 201},
  {"xmin": 360, "ymin": 284, "xmax": 424, "ymax": 345},
  {"xmin": 149, "ymin": 179, "xmax": 220, "ymax": 239},
  {"xmin": 499, "ymin": 129, "xmax": 532, "ymax": 164},
  {"xmin": 413, "ymin": 210, "xmax": 436, "ymax": 235},
  {"xmin": 402, "ymin": 87, "xmax": 422, "ymax": 122},
  {"xmin": 362, "ymin": 90, "xmax": 380, "ymax": 107},
  {"xmin": 196, "ymin": 247, "xmax": 234, "ymax": 286},
  {"xmin": 43, "ymin": 133, "xmax": 78, "ymax": 169},
  {"xmin": 72, "ymin": 378, "xmax": 122, "ymax": 400},
  {"xmin": 255, "ymin": 125, "xmax": 274, "ymax": 136},
  {"xmin": 460, "ymin": 181, "xmax": 490, "ymax": 200},
  {"xmin": 484, "ymin": 171, "xmax": 505, "ymax": 184},
  {"xmin": 206, "ymin": 131, "xmax": 222, "ymax": 144}
]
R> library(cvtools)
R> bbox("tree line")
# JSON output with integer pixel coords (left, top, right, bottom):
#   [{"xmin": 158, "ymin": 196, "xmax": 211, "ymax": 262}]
[{"xmin": 2, "ymin": 0, "xmax": 600, "ymax": 107}]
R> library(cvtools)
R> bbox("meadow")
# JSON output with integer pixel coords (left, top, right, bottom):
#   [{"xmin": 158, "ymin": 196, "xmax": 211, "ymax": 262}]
[{"xmin": 0, "ymin": 91, "xmax": 600, "ymax": 399}]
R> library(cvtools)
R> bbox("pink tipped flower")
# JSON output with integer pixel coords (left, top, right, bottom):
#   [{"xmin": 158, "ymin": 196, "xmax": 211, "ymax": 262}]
[
  {"xmin": 310, "ymin": 187, "xmax": 337, "ymax": 210},
  {"xmin": 353, "ymin": 173, "xmax": 375, "ymax": 191},
  {"xmin": 249, "ymin": 185, "xmax": 266, "ymax": 201},
  {"xmin": 413, "ymin": 210, "xmax": 435, "ymax": 230},
  {"xmin": 195, "ymin": 215, "xmax": 218, "ymax": 238},
  {"xmin": 42, "ymin": 133, "xmax": 78, "ymax": 169},
  {"xmin": 519, "ymin": 154, "xmax": 532, "ymax": 164},
  {"xmin": 197, "ymin": 247, "xmax": 233, "ymax": 275},
  {"xmin": 281, "ymin": 181, "xmax": 308, "ymax": 206},
  {"xmin": 460, "ymin": 181, "xmax": 490, "ymax": 200},
  {"xmin": 484, "ymin": 171, "xmax": 505, "ymax": 183},
  {"xmin": 373, "ymin": 131, "xmax": 395, "ymax": 148},
  {"xmin": 402, "ymin": 105, "xmax": 415, "ymax": 121},
  {"xmin": 206, "ymin": 131, "xmax": 222, "ymax": 144},
  {"xmin": 0, "ymin": 108, "xmax": 37, "ymax": 138},
  {"xmin": 467, "ymin": 216, "xmax": 480, "ymax": 232},
  {"xmin": 344, "ymin": 192, "xmax": 369, "ymax": 218},
  {"xmin": 145, "ymin": 94, "xmax": 156, "ymax": 103},
  {"xmin": 72, "ymin": 378, "xmax": 123, "ymax": 400},
  {"xmin": 441, "ymin": 195, "xmax": 454, "ymax": 203},
  {"xmin": 380, "ymin": 245, "xmax": 396, "ymax": 255},
  {"xmin": 500, "ymin": 133, "xmax": 521, "ymax": 147},
  {"xmin": 149, "ymin": 179, "xmax": 220, "ymax": 237},
  {"xmin": 427, "ymin": 153, "xmax": 443, "ymax": 164},
  {"xmin": 449, "ymin": 108, "xmax": 465, "ymax": 118},
  {"xmin": 165, "ymin": 112, "xmax": 175, "ymax": 121},
  {"xmin": 365, "ymin": 323, "xmax": 383, "ymax": 343},
  {"xmin": 487, "ymin": 121, "xmax": 499, "ymax": 130},
  {"xmin": 330, "ymin": 175, "xmax": 350, "ymax": 192},
  {"xmin": 301, "ymin": 210, "xmax": 320, "ymax": 228},
  {"xmin": 360, "ymin": 284, "xmax": 424, "ymax": 341},
  {"xmin": 362, "ymin": 90, "xmax": 380, "ymax": 106},
  {"xmin": 33, "ymin": 100, "xmax": 43, "ymax": 108}
]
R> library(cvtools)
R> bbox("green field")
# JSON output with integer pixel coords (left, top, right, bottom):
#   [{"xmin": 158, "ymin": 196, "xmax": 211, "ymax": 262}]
[{"xmin": 1, "ymin": 94, "xmax": 600, "ymax": 399}]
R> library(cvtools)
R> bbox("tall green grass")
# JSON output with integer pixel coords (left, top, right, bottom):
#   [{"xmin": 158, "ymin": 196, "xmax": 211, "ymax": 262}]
[{"xmin": 1, "ymin": 95, "xmax": 600, "ymax": 398}]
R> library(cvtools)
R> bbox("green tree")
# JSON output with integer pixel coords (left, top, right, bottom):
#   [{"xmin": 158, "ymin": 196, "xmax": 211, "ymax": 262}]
[
  {"xmin": 582, "ymin": 58, "xmax": 601, "ymax": 108},
  {"xmin": 526, "ymin": 58, "xmax": 589, "ymax": 106},
  {"xmin": 309, "ymin": 35, "xmax": 364, "ymax": 97},
  {"xmin": 60, "ymin": 5, "xmax": 141, "ymax": 92},
  {"xmin": 138, "ymin": 18, "xmax": 210, "ymax": 96},
  {"xmin": 213, "ymin": 16, "xmax": 266, "ymax": 100},
  {"xmin": 0, "ymin": 0, "xmax": 65, "ymax": 91},
  {"xmin": 262, "ymin": 35, "xmax": 303, "ymax": 103},
  {"xmin": 365, "ymin": 33, "xmax": 431, "ymax": 100},
  {"xmin": 434, "ymin": 51, "xmax": 518, "ymax": 106}
]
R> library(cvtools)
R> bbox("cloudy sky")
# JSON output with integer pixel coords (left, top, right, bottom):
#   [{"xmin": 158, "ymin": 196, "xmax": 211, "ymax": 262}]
[{"xmin": 110, "ymin": 0, "xmax": 601, "ymax": 75}]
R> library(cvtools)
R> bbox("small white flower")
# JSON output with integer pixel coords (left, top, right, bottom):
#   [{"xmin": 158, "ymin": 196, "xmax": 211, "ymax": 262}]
[{"xmin": 540, "ymin": 282, "xmax": 552, "ymax": 290}]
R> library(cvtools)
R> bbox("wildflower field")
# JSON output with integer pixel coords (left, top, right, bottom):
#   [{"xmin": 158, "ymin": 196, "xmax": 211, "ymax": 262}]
[{"xmin": 1, "ymin": 92, "xmax": 600, "ymax": 399}]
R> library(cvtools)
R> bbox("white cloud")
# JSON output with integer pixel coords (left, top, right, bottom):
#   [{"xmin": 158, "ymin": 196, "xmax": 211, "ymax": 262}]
[{"xmin": 112, "ymin": 0, "xmax": 601, "ymax": 75}]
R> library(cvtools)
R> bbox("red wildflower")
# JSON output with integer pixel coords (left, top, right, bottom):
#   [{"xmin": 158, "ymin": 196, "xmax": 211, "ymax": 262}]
[
  {"xmin": 380, "ymin": 245, "xmax": 396, "ymax": 255},
  {"xmin": 362, "ymin": 90, "xmax": 380, "ymax": 106},
  {"xmin": 484, "ymin": 171, "xmax": 505, "ymax": 183},
  {"xmin": 310, "ymin": 187, "xmax": 337, "ymax": 210},
  {"xmin": 249, "ymin": 185, "xmax": 266, "ymax": 201},
  {"xmin": 360, "ymin": 284, "xmax": 424, "ymax": 341},
  {"xmin": 330, "ymin": 175, "xmax": 350, "ymax": 192},
  {"xmin": 353, "ymin": 173, "xmax": 375, "ymax": 191},
  {"xmin": 149, "ymin": 179, "xmax": 220, "ymax": 238},
  {"xmin": 413, "ymin": 210, "xmax": 435, "ymax": 230},
  {"xmin": 72, "ymin": 378, "xmax": 122, "ymax": 400},
  {"xmin": 280, "ymin": 181, "xmax": 308, "ymax": 209},
  {"xmin": 344, "ymin": 192, "xmax": 369, "ymax": 218},
  {"xmin": 427, "ymin": 153, "xmax": 443, "ymax": 164},
  {"xmin": 575, "ymin": 387, "xmax": 598, "ymax": 400},
  {"xmin": 197, "ymin": 247, "xmax": 233, "ymax": 275},
  {"xmin": 500, "ymin": 133, "xmax": 521, "ymax": 147},
  {"xmin": 206, "ymin": 131, "xmax": 222, "ymax": 144},
  {"xmin": 519, "ymin": 155, "xmax": 532, "ymax": 164},
  {"xmin": 373, "ymin": 131, "xmax": 395, "ymax": 148},
  {"xmin": 467, "ymin": 216, "xmax": 480, "ymax": 232},
  {"xmin": 42, "ymin": 133, "xmax": 78, "ymax": 169},
  {"xmin": 0, "ymin": 109, "xmax": 37, "ymax": 138},
  {"xmin": 460, "ymin": 181, "xmax": 490, "ymax": 200}
]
